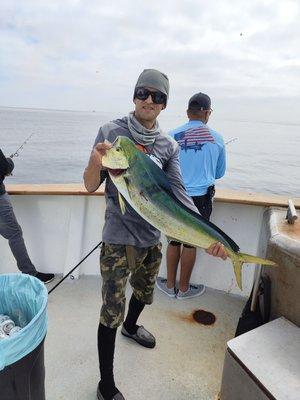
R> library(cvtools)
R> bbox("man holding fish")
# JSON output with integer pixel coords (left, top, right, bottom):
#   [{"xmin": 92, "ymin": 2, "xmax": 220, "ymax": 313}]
[{"xmin": 84, "ymin": 69, "xmax": 227, "ymax": 400}]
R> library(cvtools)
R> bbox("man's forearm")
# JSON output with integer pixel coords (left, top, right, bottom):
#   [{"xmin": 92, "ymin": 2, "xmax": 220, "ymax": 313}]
[
  {"xmin": 84, "ymin": 142, "xmax": 111, "ymax": 192},
  {"xmin": 84, "ymin": 162, "xmax": 101, "ymax": 192}
]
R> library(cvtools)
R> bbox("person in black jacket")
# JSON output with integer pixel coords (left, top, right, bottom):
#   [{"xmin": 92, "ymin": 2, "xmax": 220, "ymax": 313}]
[{"xmin": 0, "ymin": 148, "xmax": 54, "ymax": 283}]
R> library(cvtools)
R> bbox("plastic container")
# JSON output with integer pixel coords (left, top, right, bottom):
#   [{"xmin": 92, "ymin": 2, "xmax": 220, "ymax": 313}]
[{"xmin": 0, "ymin": 274, "xmax": 48, "ymax": 400}]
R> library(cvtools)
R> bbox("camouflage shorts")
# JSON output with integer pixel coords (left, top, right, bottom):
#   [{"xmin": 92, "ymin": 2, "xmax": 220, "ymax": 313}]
[{"xmin": 100, "ymin": 242, "xmax": 162, "ymax": 328}]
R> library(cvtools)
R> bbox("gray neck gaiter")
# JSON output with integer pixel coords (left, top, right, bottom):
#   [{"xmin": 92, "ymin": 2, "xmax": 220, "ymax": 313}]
[{"xmin": 127, "ymin": 112, "xmax": 161, "ymax": 145}]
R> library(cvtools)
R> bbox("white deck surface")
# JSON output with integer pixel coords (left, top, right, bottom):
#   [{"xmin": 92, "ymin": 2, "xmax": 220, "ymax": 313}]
[{"xmin": 45, "ymin": 276, "xmax": 244, "ymax": 400}]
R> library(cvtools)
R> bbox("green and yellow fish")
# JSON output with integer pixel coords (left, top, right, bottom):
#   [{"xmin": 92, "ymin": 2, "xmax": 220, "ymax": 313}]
[{"xmin": 102, "ymin": 136, "xmax": 276, "ymax": 289}]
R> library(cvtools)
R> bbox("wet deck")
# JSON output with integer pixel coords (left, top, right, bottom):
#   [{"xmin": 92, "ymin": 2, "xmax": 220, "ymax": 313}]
[{"xmin": 45, "ymin": 276, "xmax": 245, "ymax": 400}]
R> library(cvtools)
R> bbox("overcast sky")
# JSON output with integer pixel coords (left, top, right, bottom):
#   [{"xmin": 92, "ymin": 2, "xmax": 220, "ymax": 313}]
[{"xmin": 1, "ymin": 0, "xmax": 299, "ymax": 122}]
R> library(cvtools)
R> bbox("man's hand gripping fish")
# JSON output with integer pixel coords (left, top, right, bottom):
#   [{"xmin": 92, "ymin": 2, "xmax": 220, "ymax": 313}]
[{"xmin": 102, "ymin": 136, "xmax": 276, "ymax": 289}]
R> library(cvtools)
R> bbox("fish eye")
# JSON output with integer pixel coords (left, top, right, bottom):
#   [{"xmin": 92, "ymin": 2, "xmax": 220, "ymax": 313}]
[{"xmin": 116, "ymin": 147, "xmax": 120, "ymax": 152}]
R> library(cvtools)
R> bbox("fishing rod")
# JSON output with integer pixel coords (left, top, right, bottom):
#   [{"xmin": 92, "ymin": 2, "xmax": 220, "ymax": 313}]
[
  {"xmin": 9, "ymin": 133, "xmax": 35, "ymax": 158},
  {"xmin": 225, "ymin": 137, "xmax": 238, "ymax": 145},
  {"xmin": 48, "ymin": 241, "xmax": 102, "ymax": 295}
]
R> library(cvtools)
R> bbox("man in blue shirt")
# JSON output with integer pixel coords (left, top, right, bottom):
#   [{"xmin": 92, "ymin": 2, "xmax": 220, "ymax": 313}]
[{"xmin": 156, "ymin": 92, "xmax": 226, "ymax": 299}]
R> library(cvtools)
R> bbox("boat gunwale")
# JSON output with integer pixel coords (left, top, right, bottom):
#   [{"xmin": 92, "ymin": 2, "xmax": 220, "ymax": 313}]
[{"xmin": 6, "ymin": 184, "xmax": 300, "ymax": 208}]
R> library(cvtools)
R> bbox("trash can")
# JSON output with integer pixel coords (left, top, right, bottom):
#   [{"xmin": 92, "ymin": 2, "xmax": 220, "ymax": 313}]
[{"xmin": 0, "ymin": 273, "xmax": 48, "ymax": 400}]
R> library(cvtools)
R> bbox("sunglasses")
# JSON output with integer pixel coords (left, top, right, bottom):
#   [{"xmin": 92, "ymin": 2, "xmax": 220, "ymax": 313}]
[{"xmin": 134, "ymin": 87, "xmax": 167, "ymax": 105}]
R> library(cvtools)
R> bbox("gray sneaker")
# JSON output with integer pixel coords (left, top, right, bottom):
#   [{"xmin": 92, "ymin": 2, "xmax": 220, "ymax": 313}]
[
  {"xmin": 156, "ymin": 277, "xmax": 176, "ymax": 298},
  {"xmin": 177, "ymin": 284, "xmax": 205, "ymax": 300}
]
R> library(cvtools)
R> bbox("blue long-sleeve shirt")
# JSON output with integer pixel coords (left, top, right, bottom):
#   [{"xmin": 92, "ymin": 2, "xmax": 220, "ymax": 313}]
[{"xmin": 169, "ymin": 120, "xmax": 226, "ymax": 196}]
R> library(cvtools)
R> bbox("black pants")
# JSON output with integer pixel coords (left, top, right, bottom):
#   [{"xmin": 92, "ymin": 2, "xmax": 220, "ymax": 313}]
[
  {"xmin": 169, "ymin": 185, "xmax": 215, "ymax": 248},
  {"xmin": 191, "ymin": 184, "xmax": 215, "ymax": 221}
]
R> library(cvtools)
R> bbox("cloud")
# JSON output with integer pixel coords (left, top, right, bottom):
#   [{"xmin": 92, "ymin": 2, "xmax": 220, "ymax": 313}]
[{"xmin": 0, "ymin": 0, "xmax": 299, "ymax": 120}]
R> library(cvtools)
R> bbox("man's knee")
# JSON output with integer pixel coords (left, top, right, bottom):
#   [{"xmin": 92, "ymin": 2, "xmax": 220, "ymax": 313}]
[
  {"xmin": 100, "ymin": 299, "xmax": 126, "ymax": 329},
  {"xmin": 132, "ymin": 288, "xmax": 153, "ymax": 305},
  {"xmin": 2, "ymin": 225, "xmax": 23, "ymax": 241}
]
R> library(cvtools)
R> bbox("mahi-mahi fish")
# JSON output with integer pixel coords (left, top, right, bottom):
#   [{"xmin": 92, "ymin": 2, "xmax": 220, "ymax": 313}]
[{"xmin": 101, "ymin": 136, "xmax": 276, "ymax": 289}]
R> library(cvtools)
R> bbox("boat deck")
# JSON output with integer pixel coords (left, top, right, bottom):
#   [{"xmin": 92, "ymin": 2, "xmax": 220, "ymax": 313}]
[{"xmin": 45, "ymin": 276, "xmax": 245, "ymax": 400}]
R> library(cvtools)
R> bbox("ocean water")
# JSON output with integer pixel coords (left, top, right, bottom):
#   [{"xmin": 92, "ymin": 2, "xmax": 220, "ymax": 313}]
[{"xmin": 0, "ymin": 106, "xmax": 299, "ymax": 197}]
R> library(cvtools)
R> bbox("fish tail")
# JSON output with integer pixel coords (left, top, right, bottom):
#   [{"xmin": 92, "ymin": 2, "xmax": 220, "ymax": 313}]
[
  {"xmin": 231, "ymin": 255, "xmax": 244, "ymax": 290},
  {"xmin": 231, "ymin": 253, "xmax": 277, "ymax": 290},
  {"xmin": 238, "ymin": 253, "xmax": 277, "ymax": 267}
]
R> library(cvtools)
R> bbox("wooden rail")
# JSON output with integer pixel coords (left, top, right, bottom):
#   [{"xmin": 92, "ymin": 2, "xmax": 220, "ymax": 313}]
[{"xmin": 6, "ymin": 183, "xmax": 300, "ymax": 208}]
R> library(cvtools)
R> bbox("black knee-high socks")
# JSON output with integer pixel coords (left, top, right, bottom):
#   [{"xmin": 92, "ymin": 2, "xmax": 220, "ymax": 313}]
[
  {"xmin": 123, "ymin": 294, "xmax": 145, "ymax": 334},
  {"xmin": 98, "ymin": 323, "xmax": 118, "ymax": 399},
  {"xmin": 98, "ymin": 295, "xmax": 145, "ymax": 399}
]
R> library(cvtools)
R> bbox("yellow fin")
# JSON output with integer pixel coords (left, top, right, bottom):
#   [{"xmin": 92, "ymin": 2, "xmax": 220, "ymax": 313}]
[
  {"xmin": 238, "ymin": 253, "xmax": 277, "ymax": 267},
  {"xmin": 231, "ymin": 253, "xmax": 277, "ymax": 290},
  {"xmin": 232, "ymin": 257, "xmax": 243, "ymax": 290},
  {"xmin": 118, "ymin": 192, "xmax": 126, "ymax": 215},
  {"xmin": 123, "ymin": 176, "xmax": 132, "ymax": 201}
]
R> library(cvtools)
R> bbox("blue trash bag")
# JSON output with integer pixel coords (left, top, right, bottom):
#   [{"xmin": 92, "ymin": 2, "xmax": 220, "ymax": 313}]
[{"xmin": 0, "ymin": 273, "xmax": 48, "ymax": 371}]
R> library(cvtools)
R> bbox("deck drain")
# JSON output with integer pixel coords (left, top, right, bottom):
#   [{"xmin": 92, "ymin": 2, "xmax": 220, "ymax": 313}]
[{"xmin": 192, "ymin": 309, "xmax": 216, "ymax": 325}]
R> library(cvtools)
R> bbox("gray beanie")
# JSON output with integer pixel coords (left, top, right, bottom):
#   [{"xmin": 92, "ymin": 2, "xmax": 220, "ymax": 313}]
[{"xmin": 134, "ymin": 68, "xmax": 169, "ymax": 103}]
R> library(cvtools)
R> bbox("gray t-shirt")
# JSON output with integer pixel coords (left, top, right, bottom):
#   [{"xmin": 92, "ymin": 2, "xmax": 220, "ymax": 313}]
[{"xmin": 93, "ymin": 116, "xmax": 199, "ymax": 247}]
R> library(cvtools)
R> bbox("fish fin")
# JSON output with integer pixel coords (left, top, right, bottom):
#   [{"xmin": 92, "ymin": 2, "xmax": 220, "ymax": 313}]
[
  {"xmin": 238, "ymin": 253, "xmax": 277, "ymax": 267},
  {"xmin": 196, "ymin": 217, "xmax": 240, "ymax": 252},
  {"xmin": 231, "ymin": 253, "xmax": 277, "ymax": 290},
  {"xmin": 118, "ymin": 192, "xmax": 126, "ymax": 215},
  {"xmin": 139, "ymin": 151, "xmax": 240, "ymax": 252},
  {"xmin": 124, "ymin": 175, "xmax": 133, "ymax": 201},
  {"xmin": 231, "ymin": 256, "xmax": 243, "ymax": 290}
]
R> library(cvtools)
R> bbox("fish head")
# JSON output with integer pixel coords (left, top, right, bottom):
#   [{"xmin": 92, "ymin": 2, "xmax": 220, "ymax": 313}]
[{"xmin": 102, "ymin": 136, "xmax": 136, "ymax": 177}]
